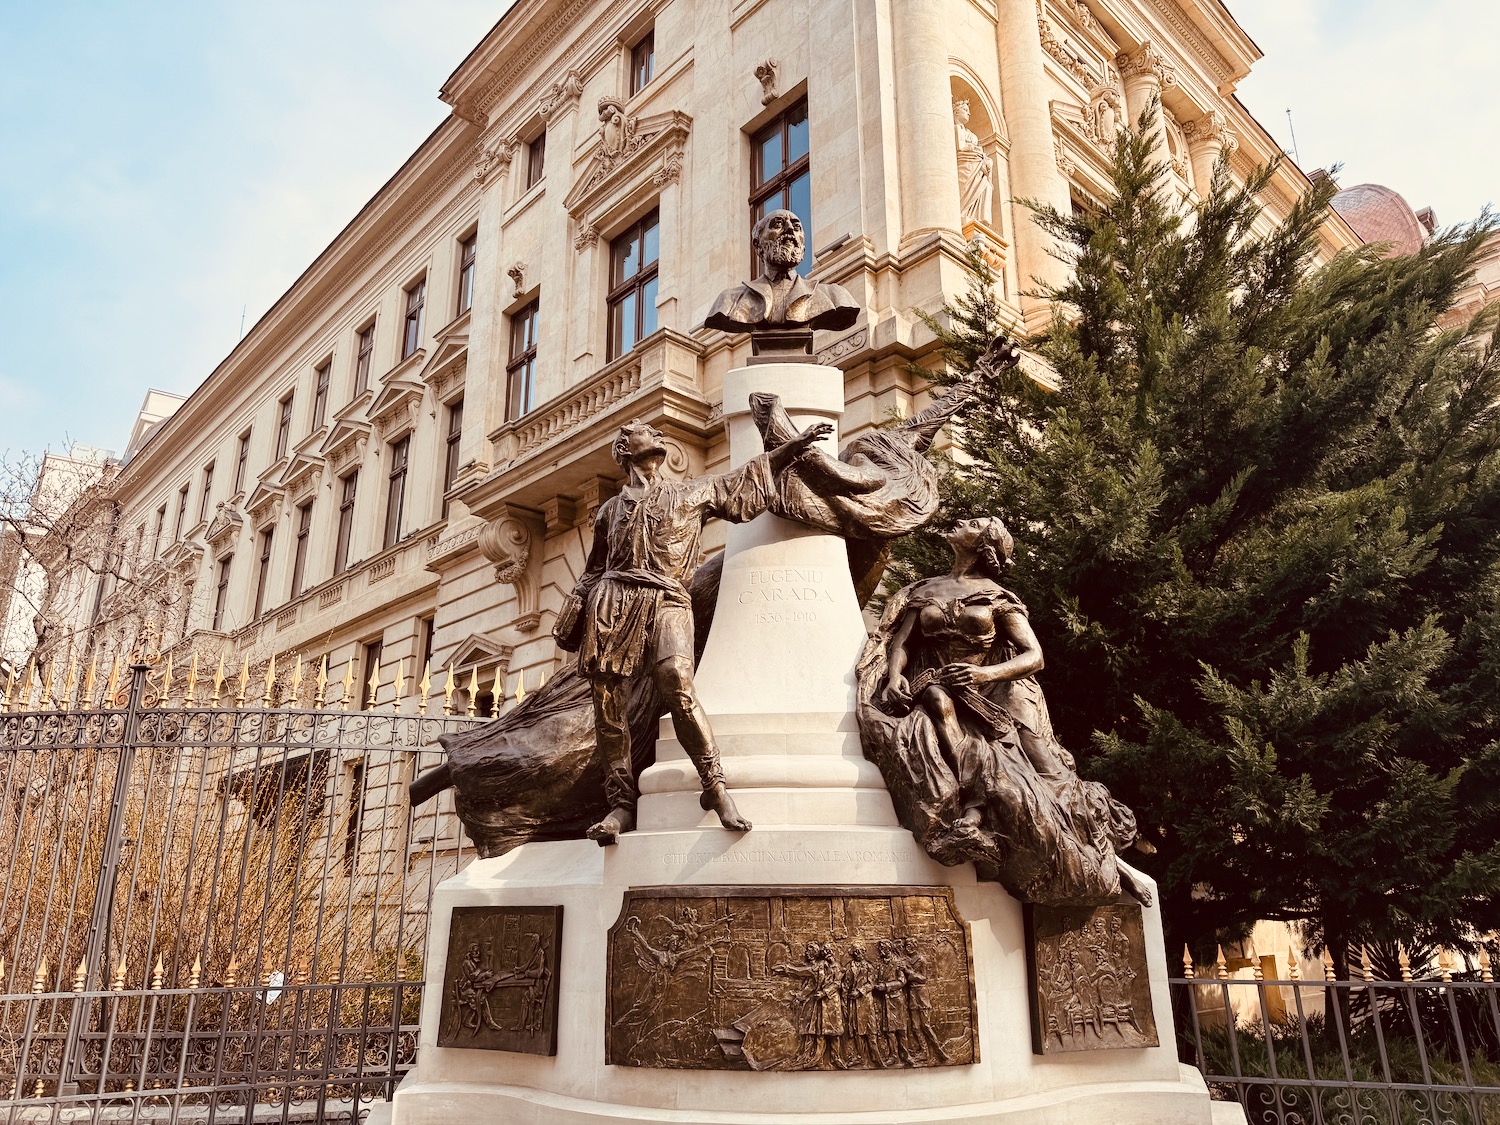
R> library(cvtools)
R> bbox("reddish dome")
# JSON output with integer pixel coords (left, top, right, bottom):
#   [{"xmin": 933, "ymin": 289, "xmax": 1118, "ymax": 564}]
[{"xmin": 1331, "ymin": 183, "xmax": 1428, "ymax": 257}]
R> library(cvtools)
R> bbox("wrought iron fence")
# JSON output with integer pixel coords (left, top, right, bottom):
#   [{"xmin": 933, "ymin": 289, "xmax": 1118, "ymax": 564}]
[
  {"xmin": 1174, "ymin": 948, "xmax": 1500, "ymax": 1124},
  {"xmin": 0, "ymin": 655, "xmax": 486, "ymax": 1123}
]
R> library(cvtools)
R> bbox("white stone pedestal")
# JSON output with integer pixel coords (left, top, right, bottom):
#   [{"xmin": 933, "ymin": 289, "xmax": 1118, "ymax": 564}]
[{"xmin": 389, "ymin": 363, "xmax": 1233, "ymax": 1125}]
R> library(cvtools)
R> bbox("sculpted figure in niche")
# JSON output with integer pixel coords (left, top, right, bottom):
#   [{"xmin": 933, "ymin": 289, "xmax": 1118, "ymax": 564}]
[
  {"xmin": 953, "ymin": 99, "xmax": 993, "ymax": 226},
  {"xmin": 856, "ymin": 516, "xmax": 1153, "ymax": 906},
  {"xmin": 557, "ymin": 416, "xmax": 831, "ymax": 845},
  {"xmin": 704, "ymin": 209, "xmax": 861, "ymax": 337}
]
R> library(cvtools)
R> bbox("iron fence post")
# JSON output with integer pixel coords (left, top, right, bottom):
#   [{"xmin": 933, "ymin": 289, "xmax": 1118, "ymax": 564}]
[{"xmin": 58, "ymin": 659, "xmax": 148, "ymax": 1096}]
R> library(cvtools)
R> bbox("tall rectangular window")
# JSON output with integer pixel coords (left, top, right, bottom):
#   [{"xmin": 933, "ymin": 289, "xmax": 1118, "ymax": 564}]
[
  {"xmin": 456, "ymin": 234, "xmax": 477, "ymax": 315},
  {"xmin": 234, "ymin": 431, "xmax": 251, "ymax": 494},
  {"xmin": 418, "ymin": 615, "xmax": 435, "ymax": 673},
  {"xmin": 506, "ymin": 302, "xmax": 539, "ymax": 421},
  {"xmin": 212, "ymin": 555, "xmax": 233, "ymax": 631},
  {"xmin": 291, "ymin": 501, "xmax": 313, "ymax": 599},
  {"xmin": 442, "ymin": 398, "xmax": 464, "ymax": 515},
  {"xmin": 254, "ymin": 528, "xmax": 274, "ymax": 619},
  {"xmin": 607, "ymin": 210, "xmax": 660, "ymax": 360},
  {"xmin": 175, "ymin": 485, "xmax": 190, "ymax": 540},
  {"xmin": 383, "ymin": 435, "xmax": 410, "ymax": 550},
  {"xmin": 402, "ymin": 277, "xmax": 426, "ymax": 360},
  {"xmin": 630, "ymin": 30, "xmax": 655, "ymax": 96},
  {"xmin": 276, "ymin": 394, "xmax": 294, "ymax": 460},
  {"xmin": 354, "ymin": 322, "xmax": 375, "ymax": 394},
  {"xmin": 750, "ymin": 97, "xmax": 811, "ymax": 275},
  {"xmin": 198, "ymin": 463, "xmax": 214, "ymax": 523},
  {"xmin": 335, "ymin": 470, "xmax": 359, "ymax": 574},
  {"xmin": 313, "ymin": 360, "xmax": 331, "ymax": 430},
  {"xmin": 361, "ymin": 638, "xmax": 384, "ymax": 708},
  {"xmin": 153, "ymin": 505, "xmax": 166, "ymax": 557},
  {"xmin": 525, "ymin": 131, "xmax": 546, "ymax": 189}
]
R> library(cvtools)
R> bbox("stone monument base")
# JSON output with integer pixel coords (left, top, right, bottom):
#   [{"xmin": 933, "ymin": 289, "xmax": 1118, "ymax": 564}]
[{"xmin": 386, "ymin": 823, "xmax": 1237, "ymax": 1125}]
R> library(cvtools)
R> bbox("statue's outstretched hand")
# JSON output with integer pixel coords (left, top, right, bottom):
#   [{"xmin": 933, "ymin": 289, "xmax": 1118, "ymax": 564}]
[{"xmin": 793, "ymin": 421, "xmax": 834, "ymax": 451}]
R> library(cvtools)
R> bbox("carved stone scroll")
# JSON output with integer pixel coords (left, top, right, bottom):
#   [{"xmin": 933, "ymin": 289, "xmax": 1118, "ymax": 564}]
[
  {"xmin": 1024, "ymin": 898, "xmax": 1158, "ymax": 1054},
  {"xmin": 437, "ymin": 905, "xmax": 563, "ymax": 1055},
  {"xmin": 605, "ymin": 886, "xmax": 977, "ymax": 1071},
  {"xmin": 478, "ymin": 505, "xmax": 543, "ymax": 631}
]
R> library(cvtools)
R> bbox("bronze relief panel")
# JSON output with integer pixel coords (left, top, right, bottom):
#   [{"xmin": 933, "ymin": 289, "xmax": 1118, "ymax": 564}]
[
  {"xmin": 605, "ymin": 886, "xmax": 977, "ymax": 1071},
  {"xmin": 1025, "ymin": 898, "xmax": 1158, "ymax": 1054},
  {"xmin": 437, "ymin": 905, "xmax": 563, "ymax": 1055}
]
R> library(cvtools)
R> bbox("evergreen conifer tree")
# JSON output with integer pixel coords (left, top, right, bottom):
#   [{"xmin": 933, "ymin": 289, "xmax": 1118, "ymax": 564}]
[{"xmin": 899, "ymin": 113, "xmax": 1500, "ymax": 966}]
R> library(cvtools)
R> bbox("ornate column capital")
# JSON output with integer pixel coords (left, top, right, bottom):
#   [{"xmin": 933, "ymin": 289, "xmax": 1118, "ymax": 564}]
[
  {"xmin": 1115, "ymin": 41, "xmax": 1177, "ymax": 88},
  {"xmin": 474, "ymin": 138, "xmax": 516, "ymax": 186},
  {"xmin": 1183, "ymin": 110, "xmax": 1238, "ymax": 154},
  {"xmin": 538, "ymin": 70, "xmax": 584, "ymax": 122}
]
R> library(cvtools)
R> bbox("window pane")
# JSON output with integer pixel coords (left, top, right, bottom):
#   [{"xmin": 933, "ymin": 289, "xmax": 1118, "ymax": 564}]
[
  {"xmin": 642, "ymin": 218, "xmax": 660, "ymax": 267},
  {"xmin": 787, "ymin": 103, "xmax": 809, "ymax": 163},
  {"xmin": 640, "ymin": 275, "xmax": 658, "ymax": 339},
  {"xmin": 524, "ymin": 306, "xmax": 538, "ymax": 349},
  {"xmin": 613, "ymin": 232, "xmax": 639, "ymax": 284},
  {"xmin": 789, "ymin": 171, "xmax": 813, "ymax": 274},
  {"xmin": 756, "ymin": 129, "xmax": 782, "ymax": 185},
  {"xmin": 619, "ymin": 292, "xmax": 637, "ymax": 354}
]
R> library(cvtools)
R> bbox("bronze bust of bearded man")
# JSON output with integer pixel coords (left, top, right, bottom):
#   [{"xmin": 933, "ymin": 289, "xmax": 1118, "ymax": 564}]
[
  {"xmin": 705, "ymin": 210, "xmax": 860, "ymax": 356},
  {"xmin": 557, "ymin": 416, "xmax": 831, "ymax": 845}
]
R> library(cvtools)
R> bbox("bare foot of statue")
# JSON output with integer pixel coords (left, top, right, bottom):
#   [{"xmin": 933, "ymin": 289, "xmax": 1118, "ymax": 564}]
[
  {"xmin": 1119, "ymin": 864, "xmax": 1154, "ymax": 906},
  {"xmin": 587, "ymin": 806, "xmax": 635, "ymax": 846},
  {"xmin": 700, "ymin": 782, "xmax": 752, "ymax": 832}
]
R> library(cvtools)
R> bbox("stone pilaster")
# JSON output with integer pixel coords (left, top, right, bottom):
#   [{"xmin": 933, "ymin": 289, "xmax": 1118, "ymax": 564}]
[
  {"xmin": 1183, "ymin": 110, "xmax": 1239, "ymax": 197},
  {"xmin": 892, "ymin": 0, "xmax": 962, "ymax": 249},
  {"xmin": 1116, "ymin": 41, "xmax": 1177, "ymax": 174},
  {"xmin": 998, "ymin": 0, "xmax": 1072, "ymax": 328}
]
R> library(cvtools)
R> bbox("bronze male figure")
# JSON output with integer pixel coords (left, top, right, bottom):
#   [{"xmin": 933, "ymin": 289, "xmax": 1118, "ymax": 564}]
[{"xmin": 561, "ymin": 417, "xmax": 831, "ymax": 844}]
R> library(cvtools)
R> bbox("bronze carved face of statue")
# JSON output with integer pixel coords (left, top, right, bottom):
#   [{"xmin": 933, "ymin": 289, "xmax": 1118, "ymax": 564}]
[
  {"xmin": 612, "ymin": 420, "xmax": 667, "ymax": 468},
  {"xmin": 753, "ymin": 209, "xmax": 805, "ymax": 273}
]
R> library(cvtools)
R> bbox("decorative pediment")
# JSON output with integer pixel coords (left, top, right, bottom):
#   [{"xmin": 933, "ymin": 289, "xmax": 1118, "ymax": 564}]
[
  {"xmin": 563, "ymin": 108, "xmax": 691, "ymax": 224},
  {"xmin": 279, "ymin": 448, "xmax": 324, "ymax": 504},
  {"xmin": 369, "ymin": 377, "xmax": 425, "ymax": 437},
  {"xmin": 416, "ymin": 328, "xmax": 469, "ymax": 394},
  {"xmin": 246, "ymin": 478, "xmax": 284, "ymax": 528},
  {"xmin": 160, "ymin": 537, "xmax": 204, "ymax": 573},
  {"xmin": 205, "ymin": 503, "xmax": 245, "ymax": 554},
  {"xmin": 322, "ymin": 413, "xmax": 372, "ymax": 474},
  {"xmin": 447, "ymin": 631, "xmax": 514, "ymax": 675}
]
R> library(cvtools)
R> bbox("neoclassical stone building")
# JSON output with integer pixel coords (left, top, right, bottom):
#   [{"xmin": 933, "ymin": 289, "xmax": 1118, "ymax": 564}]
[{"xmin": 41, "ymin": 0, "xmax": 1359, "ymax": 709}]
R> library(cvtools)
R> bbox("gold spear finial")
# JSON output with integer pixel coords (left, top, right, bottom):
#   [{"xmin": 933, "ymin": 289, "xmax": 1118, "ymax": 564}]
[
  {"xmin": 1322, "ymin": 948, "xmax": 1336, "ymax": 981},
  {"xmin": 185, "ymin": 653, "xmax": 200, "ymax": 706},
  {"xmin": 261, "ymin": 654, "xmax": 276, "ymax": 708},
  {"xmin": 366, "ymin": 658, "xmax": 381, "ymax": 712},
  {"xmin": 491, "ymin": 665, "xmax": 504, "ymax": 713},
  {"xmin": 392, "ymin": 658, "xmax": 405, "ymax": 713},
  {"xmin": 466, "ymin": 667, "xmax": 479, "ymax": 717},
  {"xmin": 80, "ymin": 654, "xmax": 97, "ymax": 711},
  {"xmin": 1438, "ymin": 949, "xmax": 1454, "ymax": 983},
  {"xmin": 104, "ymin": 656, "xmax": 120, "ymax": 708},
  {"xmin": 210, "ymin": 653, "xmax": 226, "ymax": 707},
  {"xmin": 189, "ymin": 954, "xmax": 202, "ymax": 988},
  {"xmin": 224, "ymin": 953, "xmax": 239, "ymax": 988},
  {"xmin": 288, "ymin": 654, "xmax": 303, "ymax": 707},
  {"xmin": 1215, "ymin": 945, "xmax": 1228, "ymax": 981},
  {"xmin": 1182, "ymin": 945, "xmax": 1194, "ymax": 979},
  {"xmin": 160, "ymin": 653, "xmax": 175, "ymax": 704},
  {"xmin": 1287, "ymin": 948, "xmax": 1300, "ymax": 981},
  {"xmin": 515, "ymin": 667, "xmax": 526, "ymax": 705},
  {"xmin": 341, "ymin": 660, "xmax": 356, "ymax": 711},
  {"xmin": 1249, "ymin": 944, "xmax": 1263, "ymax": 982},
  {"xmin": 72, "ymin": 957, "xmax": 87, "ymax": 993},
  {"xmin": 314, "ymin": 655, "xmax": 329, "ymax": 709},
  {"xmin": 443, "ymin": 664, "xmax": 456, "ymax": 716},
  {"xmin": 1398, "ymin": 943, "xmax": 1412, "ymax": 982},
  {"xmin": 235, "ymin": 654, "xmax": 250, "ymax": 708},
  {"xmin": 38, "ymin": 660, "xmax": 53, "ymax": 709},
  {"xmin": 418, "ymin": 661, "xmax": 432, "ymax": 716},
  {"xmin": 34, "ymin": 956, "xmax": 49, "ymax": 992},
  {"xmin": 62, "ymin": 655, "xmax": 78, "ymax": 711},
  {"xmin": 1359, "ymin": 946, "xmax": 1373, "ymax": 983},
  {"xmin": 151, "ymin": 954, "xmax": 165, "ymax": 990},
  {"xmin": 1481, "ymin": 948, "xmax": 1493, "ymax": 983},
  {"xmin": 111, "ymin": 956, "xmax": 127, "ymax": 991}
]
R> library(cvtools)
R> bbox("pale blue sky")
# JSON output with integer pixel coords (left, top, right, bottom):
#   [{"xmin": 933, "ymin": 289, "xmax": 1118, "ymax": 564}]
[{"xmin": 1, "ymin": 1, "xmax": 1495, "ymax": 458}]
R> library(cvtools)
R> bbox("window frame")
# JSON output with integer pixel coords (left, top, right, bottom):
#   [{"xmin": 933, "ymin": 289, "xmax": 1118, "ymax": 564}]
[
  {"xmin": 456, "ymin": 233, "xmax": 477, "ymax": 315},
  {"xmin": 354, "ymin": 322, "xmax": 375, "ymax": 395},
  {"xmin": 442, "ymin": 398, "xmax": 464, "ymax": 516},
  {"xmin": 749, "ymin": 97, "xmax": 812, "ymax": 275},
  {"xmin": 402, "ymin": 276, "xmax": 426, "ymax": 360},
  {"xmin": 312, "ymin": 359, "xmax": 332, "ymax": 430},
  {"xmin": 334, "ymin": 470, "xmax": 359, "ymax": 575},
  {"xmin": 153, "ymin": 505, "xmax": 166, "ymax": 558},
  {"xmin": 276, "ymin": 394, "xmax": 294, "ymax": 461},
  {"xmin": 361, "ymin": 638, "xmax": 384, "ymax": 708},
  {"xmin": 212, "ymin": 554, "xmax": 233, "ymax": 631},
  {"xmin": 629, "ymin": 29, "xmax": 655, "ymax": 96},
  {"xmin": 198, "ymin": 463, "xmax": 214, "ymax": 524},
  {"xmin": 291, "ymin": 501, "xmax": 313, "ymax": 600},
  {"xmin": 606, "ymin": 209, "xmax": 661, "ymax": 362},
  {"xmin": 383, "ymin": 435, "xmax": 410, "ymax": 550},
  {"xmin": 253, "ymin": 527, "xmax": 274, "ymax": 619},
  {"xmin": 525, "ymin": 131, "xmax": 546, "ymax": 190},
  {"xmin": 175, "ymin": 485, "xmax": 190, "ymax": 540},
  {"xmin": 506, "ymin": 302, "xmax": 540, "ymax": 422},
  {"xmin": 233, "ymin": 431, "xmax": 252, "ymax": 495}
]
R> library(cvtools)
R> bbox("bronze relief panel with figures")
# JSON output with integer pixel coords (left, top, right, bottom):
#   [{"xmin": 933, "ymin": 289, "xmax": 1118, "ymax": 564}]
[
  {"xmin": 437, "ymin": 905, "xmax": 563, "ymax": 1055},
  {"xmin": 605, "ymin": 886, "xmax": 977, "ymax": 1071},
  {"xmin": 1025, "ymin": 898, "xmax": 1158, "ymax": 1054}
]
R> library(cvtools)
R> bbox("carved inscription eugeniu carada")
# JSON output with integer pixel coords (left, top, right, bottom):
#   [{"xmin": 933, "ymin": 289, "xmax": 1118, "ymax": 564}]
[{"xmin": 606, "ymin": 887, "xmax": 977, "ymax": 1071}]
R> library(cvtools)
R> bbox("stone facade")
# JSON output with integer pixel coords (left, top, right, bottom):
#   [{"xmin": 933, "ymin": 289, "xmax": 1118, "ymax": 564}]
[{"xmin": 15, "ymin": 0, "xmax": 1360, "ymax": 711}]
